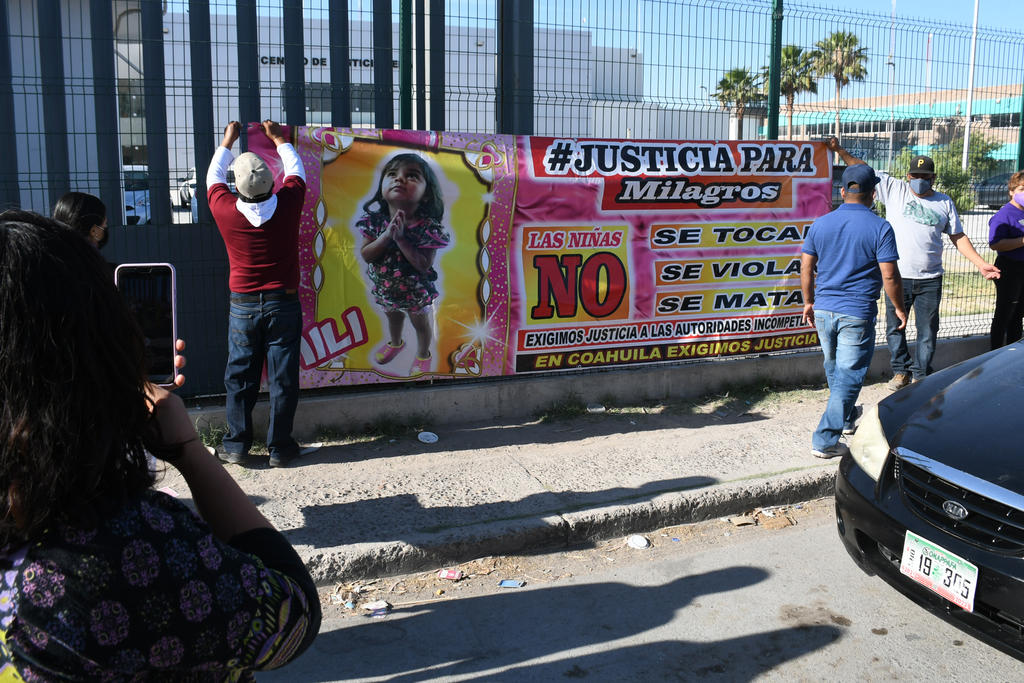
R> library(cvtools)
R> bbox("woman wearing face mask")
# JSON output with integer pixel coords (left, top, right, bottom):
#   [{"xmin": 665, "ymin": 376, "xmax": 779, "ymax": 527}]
[
  {"xmin": 988, "ymin": 171, "xmax": 1024, "ymax": 349},
  {"xmin": 53, "ymin": 191, "xmax": 109, "ymax": 249}
]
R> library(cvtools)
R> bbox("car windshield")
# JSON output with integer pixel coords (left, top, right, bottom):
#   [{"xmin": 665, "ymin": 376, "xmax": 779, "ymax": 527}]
[{"xmin": 124, "ymin": 171, "xmax": 149, "ymax": 191}]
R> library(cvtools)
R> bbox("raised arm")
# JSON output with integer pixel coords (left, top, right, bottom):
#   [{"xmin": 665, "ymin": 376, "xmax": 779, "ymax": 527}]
[
  {"xmin": 260, "ymin": 120, "xmax": 306, "ymax": 183},
  {"xmin": 825, "ymin": 137, "xmax": 865, "ymax": 167},
  {"xmin": 206, "ymin": 121, "xmax": 241, "ymax": 190}
]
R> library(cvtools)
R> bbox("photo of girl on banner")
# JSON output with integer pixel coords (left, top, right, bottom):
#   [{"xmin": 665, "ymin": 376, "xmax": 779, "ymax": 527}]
[{"xmin": 357, "ymin": 153, "xmax": 452, "ymax": 377}]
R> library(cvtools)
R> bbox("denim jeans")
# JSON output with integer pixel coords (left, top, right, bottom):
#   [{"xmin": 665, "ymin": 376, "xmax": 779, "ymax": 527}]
[
  {"xmin": 223, "ymin": 292, "xmax": 302, "ymax": 458},
  {"xmin": 813, "ymin": 311, "xmax": 875, "ymax": 451},
  {"xmin": 885, "ymin": 276, "xmax": 941, "ymax": 380}
]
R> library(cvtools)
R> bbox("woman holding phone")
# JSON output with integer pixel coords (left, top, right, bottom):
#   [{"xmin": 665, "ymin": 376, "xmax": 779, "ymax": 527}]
[
  {"xmin": 0, "ymin": 210, "xmax": 320, "ymax": 679},
  {"xmin": 53, "ymin": 190, "xmax": 188, "ymax": 388}
]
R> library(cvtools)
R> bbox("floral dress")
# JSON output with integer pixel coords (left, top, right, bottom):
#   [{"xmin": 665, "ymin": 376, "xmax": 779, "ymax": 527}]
[
  {"xmin": 0, "ymin": 489, "xmax": 320, "ymax": 681},
  {"xmin": 358, "ymin": 212, "xmax": 451, "ymax": 313}
]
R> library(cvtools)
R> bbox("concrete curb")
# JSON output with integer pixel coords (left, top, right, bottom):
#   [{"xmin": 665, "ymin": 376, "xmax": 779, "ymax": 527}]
[{"xmin": 299, "ymin": 466, "xmax": 837, "ymax": 584}]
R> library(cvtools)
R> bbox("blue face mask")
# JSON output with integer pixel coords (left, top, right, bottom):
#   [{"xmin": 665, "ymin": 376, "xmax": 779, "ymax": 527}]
[
  {"xmin": 909, "ymin": 178, "xmax": 932, "ymax": 195},
  {"xmin": 1013, "ymin": 192, "xmax": 1024, "ymax": 206}
]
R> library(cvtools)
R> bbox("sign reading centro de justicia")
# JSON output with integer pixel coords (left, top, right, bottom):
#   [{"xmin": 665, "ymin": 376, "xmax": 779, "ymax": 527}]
[{"xmin": 258, "ymin": 55, "xmax": 399, "ymax": 68}]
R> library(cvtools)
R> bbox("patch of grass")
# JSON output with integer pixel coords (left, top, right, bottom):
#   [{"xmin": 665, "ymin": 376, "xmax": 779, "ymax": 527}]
[
  {"xmin": 197, "ymin": 424, "xmax": 227, "ymax": 449},
  {"xmin": 941, "ymin": 270, "xmax": 996, "ymax": 317},
  {"xmin": 313, "ymin": 424, "xmax": 348, "ymax": 443},
  {"xmin": 534, "ymin": 393, "xmax": 588, "ymax": 423},
  {"xmin": 680, "ymin": 379, "xmax": 825, "ymax": 416},
  {"xmin": 309, "ymin": 413, "xmax": 437, "ymax": 446}
]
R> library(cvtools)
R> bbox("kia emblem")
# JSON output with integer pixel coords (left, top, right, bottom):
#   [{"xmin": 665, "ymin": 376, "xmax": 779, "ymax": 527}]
[{"xmin": 942, "ymin": 500, "xmax": 969, "ymax": 521}]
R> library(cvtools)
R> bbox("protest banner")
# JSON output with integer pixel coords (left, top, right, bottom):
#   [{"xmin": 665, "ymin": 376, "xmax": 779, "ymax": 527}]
[{"xmin": 248, "ymin": 125, "xmax": 830, "ymax": 387}]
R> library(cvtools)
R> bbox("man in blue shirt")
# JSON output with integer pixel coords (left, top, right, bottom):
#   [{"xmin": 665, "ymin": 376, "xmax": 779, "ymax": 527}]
[{"xmin": 801, "ymin": 164, "xmax": 908, "ymax": 458}]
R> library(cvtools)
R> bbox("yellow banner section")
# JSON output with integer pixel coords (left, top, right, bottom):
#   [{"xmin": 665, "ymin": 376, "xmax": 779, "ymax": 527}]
[
  {"xmin": 521, "ymin": 225, "xmax": 631, "ymax": 324},
  {"xmin": 654, "ymin": 284, "xmax": 804, "ymax": 317},
  {"xmin": 654, "ymin": 255, "xmax": 801, "ymax": 286},
  {"xmin": 649, "ymin": 221, "xmax": 812, "ymax": 250}
]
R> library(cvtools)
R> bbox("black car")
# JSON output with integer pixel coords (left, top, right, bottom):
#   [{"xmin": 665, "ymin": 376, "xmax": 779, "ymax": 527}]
[
  {"xmin": 836, "ymin": 342, "xmax": 1024, "ymax": 660},
  {"xmin": 976, "ymin": 173, "xmax": 1013, "ymax": 209}
]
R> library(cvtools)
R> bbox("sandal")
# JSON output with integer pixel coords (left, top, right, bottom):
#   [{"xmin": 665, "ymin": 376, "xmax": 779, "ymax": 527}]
[{"xmin": 375, "ymin": 340, "xmax": 405, "ymax": 364}]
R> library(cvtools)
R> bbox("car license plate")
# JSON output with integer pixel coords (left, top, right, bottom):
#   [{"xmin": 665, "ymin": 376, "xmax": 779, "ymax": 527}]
[{"xmin": 900, "ymin": 530, "xmax": 978, "ymax": 612}]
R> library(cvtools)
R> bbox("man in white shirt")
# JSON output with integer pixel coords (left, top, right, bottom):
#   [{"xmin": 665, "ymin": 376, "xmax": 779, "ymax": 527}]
[{"xmin": 827, "ymin": 137, "xmax": 999, "ymax": 390}]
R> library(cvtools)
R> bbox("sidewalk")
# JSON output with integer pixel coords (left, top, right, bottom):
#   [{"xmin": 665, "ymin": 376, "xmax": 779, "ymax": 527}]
[{"xmin": 165, "ymin": 380, "xmax": 893, "ymax": 585}]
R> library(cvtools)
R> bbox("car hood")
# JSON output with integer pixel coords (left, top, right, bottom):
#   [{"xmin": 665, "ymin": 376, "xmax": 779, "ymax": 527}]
[{"xmin": 885, "ymin": 342, "xmax": 1024, "ymax": 493}]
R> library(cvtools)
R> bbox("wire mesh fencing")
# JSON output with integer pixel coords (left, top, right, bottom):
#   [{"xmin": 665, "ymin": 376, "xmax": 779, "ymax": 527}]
[{"xmin": 1, "ymin": 0, "xmax": 1019, "ymax": 393}]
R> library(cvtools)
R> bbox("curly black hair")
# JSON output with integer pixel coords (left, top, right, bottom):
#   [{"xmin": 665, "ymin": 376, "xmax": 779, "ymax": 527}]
[
  {"xmin": 0, "ymin": 211, "xmax": 153, "ymax": 544},
  {"xmin": 361, "ymin": 152, "xmax": 445, "ymax": 222}
]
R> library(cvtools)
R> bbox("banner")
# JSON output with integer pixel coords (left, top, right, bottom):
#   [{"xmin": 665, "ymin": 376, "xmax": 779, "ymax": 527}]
[{"xmin": 249, "ymin": 127, "xmax": 830, "ymax": 387}]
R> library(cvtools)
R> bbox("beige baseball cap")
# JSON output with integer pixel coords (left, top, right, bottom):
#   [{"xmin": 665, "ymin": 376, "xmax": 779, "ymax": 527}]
[{"xmin": 233, "ymin": 152, "xmax": 273, "ymax": 201}]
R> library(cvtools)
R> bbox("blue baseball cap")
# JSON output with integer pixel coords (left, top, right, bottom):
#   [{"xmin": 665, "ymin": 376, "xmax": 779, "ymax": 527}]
[{"xmin": 841, "ymin": 164, "xmax": 880, "ymax": 193}]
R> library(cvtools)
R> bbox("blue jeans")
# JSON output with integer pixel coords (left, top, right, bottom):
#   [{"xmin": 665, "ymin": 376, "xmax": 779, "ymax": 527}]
[
  {"xmin": 223, "ymin": 292, "xmax": 302, "ymax": 459},
  {"xmin": 885, "ymin": 276, "xmax": 941, "ymax": 380},
  {"xmin": 813, "ymin": 311, "xmax": 875, "ymax": 451}
]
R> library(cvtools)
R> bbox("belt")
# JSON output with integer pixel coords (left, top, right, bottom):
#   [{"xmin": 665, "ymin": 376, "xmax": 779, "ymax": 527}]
[{"xmin": 230, "ymin": 289, "xmax": 298, "ymax": 303}]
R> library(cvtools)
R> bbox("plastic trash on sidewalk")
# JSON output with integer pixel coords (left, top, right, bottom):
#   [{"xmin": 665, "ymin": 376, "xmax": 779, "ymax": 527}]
[
  {"xmin": 362, "ymin": 599, "xmax": 391, "ymax": 617},
  {"xmin": 437, "ymin": 568, "xmax": 463, "ymax": 581},
  {"xmin": 417, "ymin": 431, "xmax": 439, "ymax": 443},
  {"xmin": 627, "ymin": 534, "xmax": 650, "ymax": 549},
  {"xmin": 586, "ymin": 403, "xmax": 606, "ymax": 413},
  {"xmin": 498, "ymin": 579, "xmax": 525, "ymax": 588}
]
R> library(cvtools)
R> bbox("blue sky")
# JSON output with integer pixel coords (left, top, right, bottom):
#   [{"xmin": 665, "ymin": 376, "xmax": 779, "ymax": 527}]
[{"xmin": 815, "ymin": 1, "xmax": 988, "ymax": 30}]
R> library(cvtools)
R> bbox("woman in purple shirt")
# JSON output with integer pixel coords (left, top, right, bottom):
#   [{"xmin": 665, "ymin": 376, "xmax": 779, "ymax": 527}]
[{"xmin": 988, "ymin": 170, "xmax": 1024, "ymax": 349}]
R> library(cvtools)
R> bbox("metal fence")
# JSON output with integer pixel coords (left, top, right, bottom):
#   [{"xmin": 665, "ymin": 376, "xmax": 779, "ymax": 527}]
[{"xmin": 2, "ymin": 0, "xmax": 1020, "ymax": 395}]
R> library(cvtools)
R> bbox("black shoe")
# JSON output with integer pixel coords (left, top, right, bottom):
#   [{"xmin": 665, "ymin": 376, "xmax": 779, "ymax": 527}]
[
  {"xmin": 216, "ymin": 447, "xmax": 245, "ymax": 465},
  {"xmin": 268, "ymin": 451, "xmax": 293, "ymax": 468}
]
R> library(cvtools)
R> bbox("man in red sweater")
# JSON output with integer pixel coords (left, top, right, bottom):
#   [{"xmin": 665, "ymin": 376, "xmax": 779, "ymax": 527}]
[{"xmin": 208, "ymin": 120, "xmax": 306, "ymax": 467}]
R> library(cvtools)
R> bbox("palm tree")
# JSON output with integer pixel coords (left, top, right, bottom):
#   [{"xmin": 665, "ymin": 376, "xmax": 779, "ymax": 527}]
[
  {"xmin": 762, "ymin": 45, "xmax": 818, "ymax": 140},
  {"xmin": 812, "ymin": 31, "xmax": 868, "ymax": 143},
  {"xmin": 713, "ymin": 68, "xmax": 761, "ymax": 139}
]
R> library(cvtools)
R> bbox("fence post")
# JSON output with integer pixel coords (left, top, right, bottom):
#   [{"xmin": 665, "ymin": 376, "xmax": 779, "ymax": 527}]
[
  {"xmin": 90, "ymin": 0, "xmax": 121, "ymax": 225},
  {"xmin": 141, "ymin": 0, "xmax": 171, "ymax": 228},
  {"xmin": 400, "ymin": 0, "xmax": 412, "ymax": 128},
  {"xmin": 415, "ymin": 0, "xmax": 426, "ymax": 130},
  {"xmin": 0, "ymin": 0, "xmax": 20, "ymax": 210},
  {"xmin": 428, "ymin": 0, "xmax": 445, "ymax": 131},
  {"xmin": 39, "ymin": 0, "xmax": 69, "ymax": 208},
  {"xmin": 236, "ymin": 0, "xmax": 260, "ymax": 148},
  {"xmin": 766, "ymin": 0, "xmax": 783, "ymax": 140},
  {"xmin": 329, "ymin": 0, "xmax": 352, "ymax": 127},
  {"xmin": 496, "ymin": 0, "xmax": 533, "ymax": 135},
  {"xmin": 189, "ymin": 0, "xmax": 214, "ymax": 224},
  {"xmin": 284, "ymin": 0, "xmax": 306, "ymax": 126},
  {"xmin": 373, "ymin": 0, "xmax": 395, "ymax": 129}
]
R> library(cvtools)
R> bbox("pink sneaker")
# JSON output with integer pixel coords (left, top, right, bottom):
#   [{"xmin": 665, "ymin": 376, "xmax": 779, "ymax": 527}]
[
  {"xmin": 410, "ymin": 355, "xmax": 432, "ymax": 375},
  {"xmin": 374, "ymin": 340, "xmax": 404, "ymax": 364}
]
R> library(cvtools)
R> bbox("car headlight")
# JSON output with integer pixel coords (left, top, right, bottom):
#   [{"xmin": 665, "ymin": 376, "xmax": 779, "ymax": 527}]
[{"xmin": 848, "ymin": 403, "xmax": 891, "ymax": 481}]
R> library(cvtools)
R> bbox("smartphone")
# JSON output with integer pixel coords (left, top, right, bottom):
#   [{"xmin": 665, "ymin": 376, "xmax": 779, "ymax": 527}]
[{"xmin": 114, "ymin": 263, "xmax": 178, "ymax": 386}]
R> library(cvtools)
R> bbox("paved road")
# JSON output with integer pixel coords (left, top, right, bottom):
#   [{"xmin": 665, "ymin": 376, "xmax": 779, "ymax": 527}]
[{"xmin": 262, "ymin": 501, "xmax": 1019, "ymax": 682}]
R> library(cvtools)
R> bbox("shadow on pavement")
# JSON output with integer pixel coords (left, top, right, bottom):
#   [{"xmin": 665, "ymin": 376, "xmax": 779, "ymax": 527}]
[
  {"xmin": 273, "ymin": 566, "xmax": 841, "ymax": 681},
  {"xmin": 288, "ymin": 475, "xmax": 717, "ymax": 548},
  {"xmin": 299, "ymin": 404, "xmax": 773, "ymax": 464}
]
